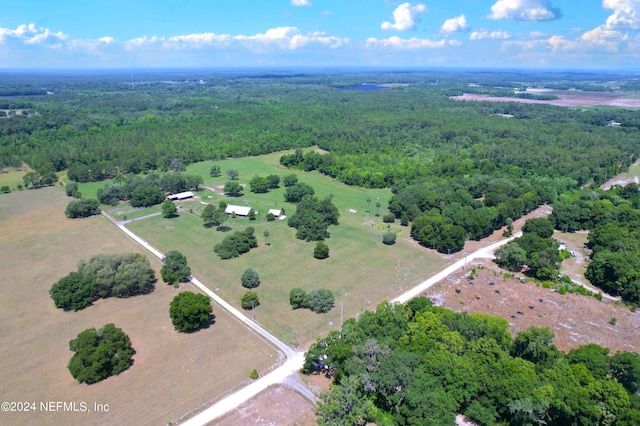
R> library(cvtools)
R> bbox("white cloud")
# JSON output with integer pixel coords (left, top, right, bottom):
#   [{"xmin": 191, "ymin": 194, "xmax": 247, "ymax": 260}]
[
  {"xmin": 441, "ymin": 15, "xmax": 469, "ymax": 34},
  {"xmin": 381, "ymin": 3, "xmax": 427, "ymax": 31},
  {"xmin": 470, "ymin": 30, "xmax": 511, "ymax": 40},
  {"xmin": 366, "ymin": 36, "xmax": 459, "ymax": 49},
  {"xmin": 603, "ymin": 0, "xmax": 640, "ymax": 30},
  {"xmin": 489, "ymin": 0, "xmax": 561, "ymax": 21},
  {"xmin": 291, "ymin": 0, "xmax": 312, "ymax": 6},
  {"xmin": 0, "ymin": 23, "xmax": 67, "ymax": 45}
]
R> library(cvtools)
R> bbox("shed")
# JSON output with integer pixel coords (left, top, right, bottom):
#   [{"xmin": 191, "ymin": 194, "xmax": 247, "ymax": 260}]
[
  {"xmin": 167, "ymin": 191, "xmax": 194, "ymax": 200},
  {"xmin": 267, "ymin": 209, "xmax": 283, "ymax": 218},
  {"xmin": 225, "ymin": 205, "xmax": 253, "ymax": 217}
]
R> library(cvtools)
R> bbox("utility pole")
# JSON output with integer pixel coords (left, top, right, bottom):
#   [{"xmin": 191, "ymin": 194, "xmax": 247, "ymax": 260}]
[{"xmin": 464, "ymin": 252, "xmax": 469, "ymax": 271}]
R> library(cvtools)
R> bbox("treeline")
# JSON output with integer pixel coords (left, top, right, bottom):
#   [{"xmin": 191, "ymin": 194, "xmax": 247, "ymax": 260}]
[
  {"xmin": 96, "ymin": 172, "xmax": 203, "ymax": 206},
  {"xmin": 306, "ymin": 299, "xmax": 640, "ymax": 426},
  {"xmin": 386, "ymin": 175, "xmax": 574, "ymax": 253},
  {"xmin": 550, "ymin": 184, "xmax": 640, "ymax": 305},
  {"xmin": 2, "ymin": 71, "xmax": 639, "ymax": 191}
]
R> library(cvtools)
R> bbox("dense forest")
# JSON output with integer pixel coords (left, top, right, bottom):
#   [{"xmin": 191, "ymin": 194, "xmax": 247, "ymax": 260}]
[{"xmin": 306, "ymin": 299, "xmax": 640, "ymax": 426}]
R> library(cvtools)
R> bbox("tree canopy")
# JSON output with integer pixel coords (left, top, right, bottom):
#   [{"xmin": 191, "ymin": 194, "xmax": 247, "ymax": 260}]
[
  {"xmin": 160, "ymin": 250, "xmax": 191, "ymax": 286},
  {"xmin": 169, "ymin": 291, "xmax": 213, "ymax": 332},
  {"xmin": 68, "ymin": 324, "xmax": 134, "ymax": 384},
  {"xmin": 305, "ymin": 299, "xmax": 640, "ymax": 425}
]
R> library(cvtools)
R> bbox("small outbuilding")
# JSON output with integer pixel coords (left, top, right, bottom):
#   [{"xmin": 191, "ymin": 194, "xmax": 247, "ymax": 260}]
[
  {"xmin": 225, "ymin": 205, "xmax": 254, "ymax": 217},
  {"xmin": 167, "ymin": 191, "xmax": 195, "ymax": 200},
  {"xmin": 267, "ymin": 209, "xmax": 283, "ymax": 218}
]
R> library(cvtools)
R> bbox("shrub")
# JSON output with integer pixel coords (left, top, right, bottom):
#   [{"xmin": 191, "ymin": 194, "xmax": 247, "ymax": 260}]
[
  {"xmin": 383, "ymin": 213, "xmax": 395, "ymax": 223},
  {"xmin": 306, "ymin": 288, "xmax": 335, "ymax": 313},
  {"xmin": 214, "ymin": 228, "xmax": 258, "ymax": 259},
  {"xmin": 382, "ymin": 232, "xmax": 397, "ymax": 245},
  {"xmin": 266, "ymin": 212, "xmax": 275, "ymax": 221},
  {"xmin": 241, "ymin": 268, "xmax": 261, "ymax": 289},
  {"xmin": 250, "ymin": 369, "xmax": 259, "ymax": 380},
  {"xmin": 241, "ymin": 291, "xmax": 260, "ymax": 310},
  {"xmin": 290, "ymin": 288, "xmax": 307, "ymax": 309},
  {"xmin": 169, "ymin": 291, "xmax": 213, "ymax": 332},
  {"xmin": 314, "ymin": 241, "xmax": 330, "ymax": 259}
]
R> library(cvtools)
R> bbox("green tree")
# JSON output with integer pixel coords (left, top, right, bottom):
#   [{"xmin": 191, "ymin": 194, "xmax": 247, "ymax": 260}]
[
  {"xmin": 306, "ymin": 288, "xmax": 335, "ymax": 313},
  {"xmin": 201, "ymin": 203, "xmax": 216, "ymax": 227},
  {"xmin": 264, "ymin": 230, "xmax": 270, "ymax": 245},
  {"xmin": 284, "ymin": 182, "xmax": 315, "ymax": 203},
  {"xmin": 494, "ymin": 242, "xmax": 528, "ymax": 271},
  {"xmin": 266, "ymin": 174, "xmax": 280, "ymax": 189},
  {"xmin": 314, "ymin": 241, "xmax": 330, "ymax": 259},
  {"xmin": 65, "ymin": 181, "xmax": 81, "ymax": 198},
  {"xmin": 523, "ymin": 217, "xmax": 555, "ymax": 238},
  {"xmin": 130, "ymin": 185, "xmax": 164, "ymax": 207},
  {"xmin": 209, "ymin": 165, "xmax": 221, "ymax": 177},
  {"xmin": 316, "ymin": 375, "xmax": 377, "ymax": 426},
  {"xmin": 49, "ymin": 272, "xmax": 97, "ymax": 311},
  {"xmin": 249, "ymin": 175, "xmax": 269, "ymax": 193},
  {"xmin": 169, "ymin": 291, "xmax": 213, "ymax": 332},
  {"xmin": 241, "ymin": 291, "xmax": 260, "ymax": 310},
  {"xmin": 283, "ymin": 173, "xmax": 298, "ymax": 187},
  {"xmin": 241, "ymin": 268, "xmax": 260, "ymax": 289},
  {"xmin": 290, "ymin": 288, "xmax": 307, "ymax": 309},
  {"xmin": 226, "ymin": 169, "xmax": 239, "ymax": 180},
  {"xmin": 382, "ymin": 232, "xmax": 396, "ymax": 245},
  {"xmin": 214, "ymin": 228, "xmax": 258, "ymax": 259},
  {"xmin": 65, "ymin": 199, "xmax": 101, "ymax": 218},
  {"xmin": 67, "ymin": 324, "xmax": 134, "ymax": 384},
  {"xmin": 160, "ymin": 250, "xmax": 191, "ymax": 286},
  {"xmin": 161, "ymin": 199, "xmax": 178, "ymax": 218},
  {"xmin": 223, "ymin": 181, "xmax": 243, "ymax": 197}
]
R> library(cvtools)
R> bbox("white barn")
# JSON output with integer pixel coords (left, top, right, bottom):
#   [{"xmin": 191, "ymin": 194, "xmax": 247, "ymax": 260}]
[
  {"xmin": 167, "ymin": 191, "xmax": 194, "ymax": 200},
  {"xmin": 225, "ymin": 205, "xmax": 253, "ymax": 217},
  {"xmin": 267, "ymin": 209, "xmax": 283, "ymax": 218}
]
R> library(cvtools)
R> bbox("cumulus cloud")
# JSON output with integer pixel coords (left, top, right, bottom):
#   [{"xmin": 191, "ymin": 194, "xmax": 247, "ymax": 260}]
[
  {"xmin": 470, "ymin": 30, "xmax": 511, "ymax": 40},
  {"xmin": 291, "ymin": 0, "xmax": 312, "ymax": 6},
  {"xmin": 488, "ymin": 0, "xmax": 562, "ymax": 21},
  {"xmin": 602, "ymin": 0, "xmax": 640, "ymax": 30},
  {"xmin": 441, "ymin": 15, "xmax": 469, "ymax": 34},
  {"xmin": 381, "ymin": 3, "xmax": 427, "ymax": 31},
  {"xmin": 366, "ymin": 36, "xmax": 459, "ymax": 49},
  {"xmin": 0, "ymin": 23, "xmax": 67, "ymax": 46}
]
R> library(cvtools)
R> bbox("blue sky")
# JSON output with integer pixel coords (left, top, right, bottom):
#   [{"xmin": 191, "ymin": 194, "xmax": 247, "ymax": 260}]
[{"xmin": 1, "ymin": 1, "xmax": 639, "ymax": 70}]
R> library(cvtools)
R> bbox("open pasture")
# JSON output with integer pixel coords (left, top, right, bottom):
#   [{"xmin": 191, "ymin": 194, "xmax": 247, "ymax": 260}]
[
  {"xmin": 0, "ymin": 187, "xmax": 279, "ymax": 426},
  {"xmin": 126, "ymin": 150, "xmax": 447, "ymax": 347}
]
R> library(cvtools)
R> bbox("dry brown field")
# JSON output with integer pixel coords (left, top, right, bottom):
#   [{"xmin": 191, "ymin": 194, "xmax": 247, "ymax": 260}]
[
  {"xmin": 0, "ymin": 187, "xmax": 279, "ymax": 426},
  {"xmin": 451, "ymin": 92, "xmax": 640, "ymax": 108}
]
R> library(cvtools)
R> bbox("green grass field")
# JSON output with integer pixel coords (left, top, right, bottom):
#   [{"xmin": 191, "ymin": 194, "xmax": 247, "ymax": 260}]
[
  {"xmin": 0, "ymin": 187, "xmax": 279, "ymax": 426},
  {"xmin": 124, "ymin": 150, "xmax": 447, "ymax": 346}
]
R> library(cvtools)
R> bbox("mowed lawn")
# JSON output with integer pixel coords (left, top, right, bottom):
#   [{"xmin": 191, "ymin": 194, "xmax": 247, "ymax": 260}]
[
  {"xmin": 0, "ymin": 187, "xmax": 279, "ymax": 426},
  {"xmin": 125, "ymin": 150, "xmax": 447, "ymax": 347}
]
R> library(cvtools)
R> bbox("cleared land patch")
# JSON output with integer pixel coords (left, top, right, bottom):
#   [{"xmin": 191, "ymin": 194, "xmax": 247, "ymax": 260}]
[
  {"xmin": 451, "ymin": 91, "xmax": 640, "ymax": 108},
  {"xmin": 0, "ymin": 187, "xmax": 279, "ymax": 426}
]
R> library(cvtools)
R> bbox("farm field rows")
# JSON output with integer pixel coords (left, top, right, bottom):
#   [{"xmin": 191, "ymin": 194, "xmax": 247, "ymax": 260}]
[{"xmin": 0, "ymin": 187, "xmax": 279, "ymax": 426}]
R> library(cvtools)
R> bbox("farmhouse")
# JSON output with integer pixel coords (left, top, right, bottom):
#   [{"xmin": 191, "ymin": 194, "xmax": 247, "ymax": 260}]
[
  {"xmin": 167, "ymin": 191, "xmax": 194, "ymax": 201},
  {"xmin": 225, "ymin": 205, "xmax": 254, "ymax": 217},
  {"xmin": 267, "ymin": 209, "xmax": 283, "ymax": 218}
]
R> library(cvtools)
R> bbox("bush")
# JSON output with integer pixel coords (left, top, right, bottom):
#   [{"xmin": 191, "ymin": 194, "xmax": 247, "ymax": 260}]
[
  {"xmin": 169, "ymin": 291, "xmax": 213, "ymax": 332},
  {"xmin": 283, "ymin": 173, "xmax": 298, "ymax": 187},
  {"xmin": 290, "ymin": 288, "xmax": 307, "ymax": 309},
  {"xmin": 250, "ymin": 369, "xmax": 259, "ymax": 380},
  {"xmin": 241, "ymin": 268, "xmax": 261, "ymax": 289},
  {"xmin": 314, "ymin": 241, "xmax": 330, "ymax": 259},
  {"xmin": 64, "ymin": 181, "xmax": 81, "ymax": 198},
  {"xmin": 266, "ymin": 212, "xmax": 275, "ymax": 221},
  {"xmin": 65, "ymin": 199, "xmax": 101, "ymax": 218},
  {"xmin": 67, "ymin": 324, "xmax": 134, "ymax": 384},
  {"xmin": 0, "ymin": 185, "xmax": 10, "ymax": 193},
  {"xmin": 306, "ymin": 288, "xmax": 335, "ymax": 313},
  {"xmin": 214, "ymin": 228, "xmax": 258, "ymax": 259},
  {"xmin": 241, "ymin": 291, "xmax": 260, "ymax": 310},
  {"xmin": 383, "ymin": 213, "xmax": 395, "ymax": 223},
  {"xmin": 382, "ymin": 232, "xmax": 397, "ymax": 245}
]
